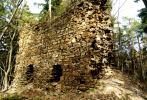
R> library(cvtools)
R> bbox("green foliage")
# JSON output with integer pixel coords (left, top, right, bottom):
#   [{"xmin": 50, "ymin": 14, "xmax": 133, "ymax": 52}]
[
  {"xmin": 134, "ymin": 0, "xmax": 147, "ymax": 33},
  {"xmin": 138, "ymin": 8, "xmax": 147, "ymax": 33},
  {"xmin": 114, "ymin": 17, "xmax": 147, "ymax": 81},
  {"xmin": 0, "ymin": 0, "xmax": 37, "ymax": 90},
  {"xmin": 0, "ymin": 2, "xmax": 5, "ymax": 16},
  {"xmin": 1, "ymin": 94, "xmax": 24, "ymax": 100},
  {"xmin": 52, "ymin": 0, "xmax": 62, "ymax": 16},
  {"xmin": 39, "ymin": 0, "xmax": 68, "ymax": 21},
  {"xmin": 19, "ymin": 4, "xmax": 37, "ymax": 24},
  {"xmin": 0, "ymin": 1, "xmax": 7, "ymax": 29},
  {"xmin": 105, "ymin": 0, "xmax": 112, "ymax": 12}
]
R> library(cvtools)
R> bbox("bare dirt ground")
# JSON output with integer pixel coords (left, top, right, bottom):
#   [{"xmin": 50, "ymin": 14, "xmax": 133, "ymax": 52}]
[{"xmin": 0, "ymin": 68, "xmax": 147, "ymax": 100}]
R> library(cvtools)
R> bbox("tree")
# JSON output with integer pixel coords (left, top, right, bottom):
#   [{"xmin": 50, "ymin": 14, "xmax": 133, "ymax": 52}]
[
  {"xmin": 138, "ymin": 8, "xmax": 147, "ymax": 33},
  {"xmin": 135, "ymin": 0, "xmax": 147, "ymax": 33},
  {"xmin": 0, "ymin": 0, "xmax": 23, "ymax": 91},
  {"xmin": 113, "ymin": 16, "xmax": 147, "ymax": 81},
  {"xmin": 135, "ymin": 0, "xmax": 147, "ymax": 8},
  {"xmin": 0, "ymin": 0, "xmax": 23, "ymax": 40},
  {"xmin": 0, "ymin": 0, "xmax": 37, "ymax": 91},
  {"xmin": 39, "ymin": 0, "xmax": 67, "ymax": 21}
]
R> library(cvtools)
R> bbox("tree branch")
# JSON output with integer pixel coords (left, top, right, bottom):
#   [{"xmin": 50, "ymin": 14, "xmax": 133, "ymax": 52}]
[
  {"xmin": 0, "ymin": 0, "xmax": 23, "ymax": 41},
  {"xmin": 142, "ymin": 0, "xmax": 147, "ymax": 8}
]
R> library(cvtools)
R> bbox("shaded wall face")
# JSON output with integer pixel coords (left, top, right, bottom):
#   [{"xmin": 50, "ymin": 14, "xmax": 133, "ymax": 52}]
[{"xmin": 11, "ymin": 0, "xmax": 112, "ymax": 92}]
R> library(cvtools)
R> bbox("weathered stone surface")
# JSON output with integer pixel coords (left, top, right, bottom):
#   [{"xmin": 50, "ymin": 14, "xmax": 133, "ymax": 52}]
[{"xmin": 10, "ymin": 0, "xmax": 113, "ymax": 93}]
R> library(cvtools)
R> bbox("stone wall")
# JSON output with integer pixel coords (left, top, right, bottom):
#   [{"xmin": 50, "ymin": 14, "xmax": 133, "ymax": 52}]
[{"xmin": 10, "ymin": 0, "xmax": 113, "ymax": 93}]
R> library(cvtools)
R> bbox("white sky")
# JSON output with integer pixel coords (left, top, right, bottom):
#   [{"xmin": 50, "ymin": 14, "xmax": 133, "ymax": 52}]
[
  {"xmin": 112, "ymin": 0, "xmax": 144, "ymax": 24},
  {"xmin": 26, "ymin": 0, "xmax": 145, "ymax": 23},
  {"xmin": 26, "ymin": 0, "xmax": 45, "ymax": 13}
]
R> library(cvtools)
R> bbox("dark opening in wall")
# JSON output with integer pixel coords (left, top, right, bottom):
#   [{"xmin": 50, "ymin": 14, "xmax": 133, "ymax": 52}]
[
  {"xmin": 78, "ymin": 2, "xmax": 84, "ymax": 7},
  {"xmin": 25, "ymin": 64, "xmax": 34, "ymax": 82},
  {"xmin": 100, "ymin": 0, "xmax": 107, "ymax": 10},
  {"xmin": 90, "ymin": 60, "xmax": 103, "ymax": 79},
  {"xmin": 91, "ymin": 70, "xmax": 99, "ymax": 79},
  {"xmin": 104, "ymin": 29, "xmax": 110, "ymax": 33},
  {"xmin": 50, "ymin": 64, "xmax": 62, "ymax": 82},
  {"xmin": 106, "ymin": 37, "xmax": 111, "ymax": 41},
  {"xmin": 77, "ymin": 76, "xmax": 86, "ymax": 84},
  {"xmin": 91, "ymin": 39, "xmax": 98, "ymax": 50},
  {"xmin": 90, "ymin": 0, "xmax": 100, "ymax": 5}
]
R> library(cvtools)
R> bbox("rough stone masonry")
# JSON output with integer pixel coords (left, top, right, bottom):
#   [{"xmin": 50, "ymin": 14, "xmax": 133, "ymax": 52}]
[{"xmin": 10, "ymin": 0, "xmax": 113, "ymax": 93}]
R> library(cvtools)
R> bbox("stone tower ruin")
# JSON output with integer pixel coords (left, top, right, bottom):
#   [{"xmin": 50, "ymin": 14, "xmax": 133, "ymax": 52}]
[{"xmin": 10, "ymin": 0, "xmax": 113, "ymax": 93}]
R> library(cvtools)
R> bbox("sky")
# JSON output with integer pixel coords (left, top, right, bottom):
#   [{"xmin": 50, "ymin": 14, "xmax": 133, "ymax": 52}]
[
  {"xmin": 111, "ymin": 0, "xmax": 144, "ymax": 24},
  {"xmin": 26, "ymin": 0, "xmax": 45, "ymax": 13},
  {"xmin": 26, "ymin": 0, "xmax": 145, "ymax": 23}
]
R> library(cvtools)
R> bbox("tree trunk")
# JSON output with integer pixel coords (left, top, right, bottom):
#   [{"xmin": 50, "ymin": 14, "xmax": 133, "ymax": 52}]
[
  {"xmin": 142, "ymin": 0, "xmax": 147, "ymax": 8},
  {"xmin": 48, "ymin": 0, "xmax": 52, "ymax": 20},
  {"xmin": 0, "ymin": 0, "xmax": 23, "ymax": 40},
  {"xmin": 2, "ymin": 73, "xmax": 8, "ymax": 91},
  {"xmin": 9, "ymin": 0, "xmax": 113, "ymax": 93}
]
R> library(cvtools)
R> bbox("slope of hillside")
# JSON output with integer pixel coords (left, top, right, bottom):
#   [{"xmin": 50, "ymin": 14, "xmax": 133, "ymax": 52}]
[{"xmin": 1, "ymin": 68, "xmax": 146, "ymax": 100}]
